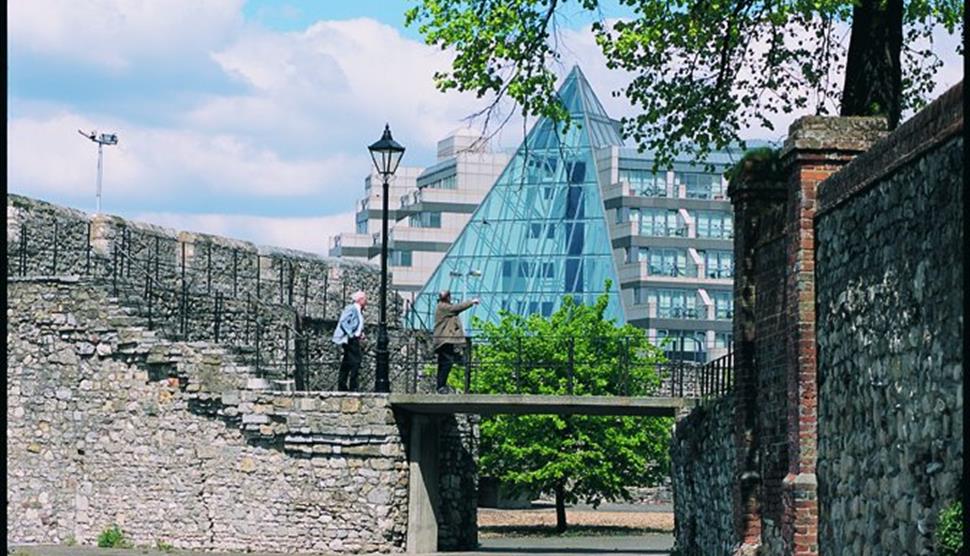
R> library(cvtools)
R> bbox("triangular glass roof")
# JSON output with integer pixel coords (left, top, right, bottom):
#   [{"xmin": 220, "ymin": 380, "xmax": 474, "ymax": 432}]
[{"xmin": 405, "ymin": 66, "xmax": 626, "ymax": 331}]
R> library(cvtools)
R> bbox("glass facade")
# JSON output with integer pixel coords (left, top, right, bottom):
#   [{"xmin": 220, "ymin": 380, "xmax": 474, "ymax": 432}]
[{"xmin": 405, "ymin": 66, "xmax": 625, "ymax": 331}]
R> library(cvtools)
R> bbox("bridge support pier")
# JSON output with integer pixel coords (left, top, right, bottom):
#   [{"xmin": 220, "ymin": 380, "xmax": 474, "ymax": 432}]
[{"xmin": 406, "ymin": 415, "xmax": 440, "ymax": 553}]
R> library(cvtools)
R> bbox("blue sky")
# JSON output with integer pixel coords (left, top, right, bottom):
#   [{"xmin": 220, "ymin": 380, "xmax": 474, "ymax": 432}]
[{"xmin": 7, "ymin": 1, "xmax": 962, "ymax": 254}]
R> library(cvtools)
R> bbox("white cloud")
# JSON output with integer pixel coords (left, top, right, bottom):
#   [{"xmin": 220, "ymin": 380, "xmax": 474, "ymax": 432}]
[
  {"xmin": 131, "ymin": 211, "xmax": 356, "ymax": 256},
  {"xmin": 7, "ymin": 111, "xmax": 366, "ymax": 203},
  {"xmin": 8, "ymin": 0, "xmax": 244, "ymax": 71},
  {"xmin": 204, "ymin": 18, "xmax": 485, "ymax": 152}
]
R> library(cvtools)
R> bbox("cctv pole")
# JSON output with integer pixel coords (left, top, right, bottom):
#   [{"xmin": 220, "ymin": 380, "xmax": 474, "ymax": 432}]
[{"xmin": 96, "ymin": 141, "xmax": 104, "ymax": 214}]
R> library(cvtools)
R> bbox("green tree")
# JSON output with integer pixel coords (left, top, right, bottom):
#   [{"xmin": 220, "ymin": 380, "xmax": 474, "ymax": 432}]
[
  {"xmin": 405, "ymin": 0, "xmax": 962, "ymax": 168},
  {"xmin": 469, "ymin": 286, "xmax": 672, "ymax": 532}
]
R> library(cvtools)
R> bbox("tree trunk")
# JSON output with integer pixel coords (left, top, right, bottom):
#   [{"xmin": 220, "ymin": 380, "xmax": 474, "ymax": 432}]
[
  {"xmin": 554, "ymin": 481, "xmax": 568, "ymax": 533},
  {"xmin": 840, "ymin": 0, "xmax": 904, "ymax": 129}
]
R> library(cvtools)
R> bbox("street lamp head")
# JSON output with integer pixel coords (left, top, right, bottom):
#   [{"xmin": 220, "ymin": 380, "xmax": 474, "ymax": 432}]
[
  {"xmin": 99, "ymin": 133, "xmax": 119, "ymax": 145},
  {"xmin": 368, "ymin": 124, "xmax": 405, "ymax": 179}
]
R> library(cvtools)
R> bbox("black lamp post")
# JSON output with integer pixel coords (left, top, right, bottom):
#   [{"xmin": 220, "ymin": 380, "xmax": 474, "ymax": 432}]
[{"xmin": 368, "ymin": 124, "xmax": 405, "ymax": 393}]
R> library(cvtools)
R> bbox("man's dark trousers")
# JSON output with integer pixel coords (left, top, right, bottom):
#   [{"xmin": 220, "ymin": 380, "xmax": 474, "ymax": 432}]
[
  {"xmin": 338, "ymin": 337, "xmax": 362, "ymax": 391},
  {"xmin": 435, "ymin": 343, "xmax": 461, "ymax": 390}
]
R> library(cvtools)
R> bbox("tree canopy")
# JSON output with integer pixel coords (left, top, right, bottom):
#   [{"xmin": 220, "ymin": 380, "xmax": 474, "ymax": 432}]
[
  {"xmin": 406, "ymin": 0, "xmax": 962, "ymax": 168},
  {"xmin": 467, "ymin": 287, "xmax": 672, "ymax": 532}
]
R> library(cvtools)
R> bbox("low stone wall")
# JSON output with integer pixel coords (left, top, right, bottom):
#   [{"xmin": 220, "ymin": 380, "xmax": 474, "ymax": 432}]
[
  {"xmin": 814, "ymin": 83, "xmax": 963, "ymax": 554},
  {"xmin": 6, "ymin": 277, "xmax": 475, "ymax": 553},
  {"xmin": 670, "ymin": 396, "xmax": 739, "ymax": 555}
]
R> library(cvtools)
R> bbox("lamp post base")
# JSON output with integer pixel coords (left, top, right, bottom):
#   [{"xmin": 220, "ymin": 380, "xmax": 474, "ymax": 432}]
[{"xmin": 375, "ymin": 326, "xmax": 390, "ymax": 393}]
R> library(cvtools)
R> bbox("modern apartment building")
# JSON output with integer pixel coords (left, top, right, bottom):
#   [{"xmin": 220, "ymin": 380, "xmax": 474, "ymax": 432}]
[
  {"xmin": 329, "ymin": 166, "xmax": 425, "ymax": 261},
  {"xmin": 405, "ymin": 66, "xmax": 745, "ymax": 362},
  {"xmin": 328, "ymin": 130, "xmax": 508, "ymax": 301}
]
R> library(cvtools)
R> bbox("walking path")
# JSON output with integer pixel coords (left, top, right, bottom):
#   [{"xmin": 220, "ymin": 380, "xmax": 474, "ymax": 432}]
[{"xmin": 9, "ymin": 536, "xmax": 674, "ymax": 556}]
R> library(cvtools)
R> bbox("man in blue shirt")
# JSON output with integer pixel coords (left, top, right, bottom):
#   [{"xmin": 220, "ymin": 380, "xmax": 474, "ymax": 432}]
[{"xmin": 332, "ymin": 291, "xmax": 367, "ymax": 391}]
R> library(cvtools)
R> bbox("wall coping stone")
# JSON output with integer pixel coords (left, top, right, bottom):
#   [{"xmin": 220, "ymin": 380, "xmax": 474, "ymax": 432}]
[
  {"xmin": 780, "ymin": 116, "xmax": 888, "ymax": 161},
  {"xmin": 816, "ymin": 80, "xmax": 964, "ymax": 216},
  {"xmin": 8, "ymin": 193, "xmax": 380, "ymax": 272}
]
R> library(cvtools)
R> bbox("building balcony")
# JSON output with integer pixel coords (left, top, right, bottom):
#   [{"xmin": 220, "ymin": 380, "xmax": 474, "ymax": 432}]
[{"xmin": 329, "ymin": 233, "xmax": 376, "ymax": 259}]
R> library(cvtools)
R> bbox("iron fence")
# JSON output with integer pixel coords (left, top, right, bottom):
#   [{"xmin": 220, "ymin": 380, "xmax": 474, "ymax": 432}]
[{"xmin": 7, "ymin": 217, "xmax": 736, "ymax": 399}]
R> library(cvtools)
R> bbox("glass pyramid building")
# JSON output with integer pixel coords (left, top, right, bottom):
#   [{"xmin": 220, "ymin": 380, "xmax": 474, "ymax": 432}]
[{"xmin": 405, "ymin": 66, "xmax": 626, "ymax": 331}]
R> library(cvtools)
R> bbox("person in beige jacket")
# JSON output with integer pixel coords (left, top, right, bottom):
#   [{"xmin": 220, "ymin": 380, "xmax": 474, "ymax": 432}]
[{"xmin": 433, "ymin": 290, "xmax": 479, "ymax": 393}]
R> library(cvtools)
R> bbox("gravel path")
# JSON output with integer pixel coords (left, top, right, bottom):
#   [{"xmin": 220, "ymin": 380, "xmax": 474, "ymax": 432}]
[{"xmin": 479, "ymin": 507, "xmax": 674, "ymax": 538}]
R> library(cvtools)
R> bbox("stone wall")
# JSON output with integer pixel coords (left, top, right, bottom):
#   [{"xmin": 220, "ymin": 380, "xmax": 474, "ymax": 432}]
[
  {"xmin": 671, "ymin": 82, "xmax": 962, "ymax": 556},
  {"xmin": 6, "ymin": 194, "xmax": 435, "ymax": 392},
  {"xmin": 670, "ymin": 396, "xmax": 739, "ymax": 555},
  {"xmin": 814, "ymin": 82, "xmax": 963, "ymax": 554},
  {"xmin": 437, "ymin": 415, "xmax": 480, "ymax": 549},
  {"xmin": 7, "ymin": 277, "xmax": 409, "ymax": 551},
  {"xmin": 7, "ymin": 276, "xmax": 478, "ymax": 552}
]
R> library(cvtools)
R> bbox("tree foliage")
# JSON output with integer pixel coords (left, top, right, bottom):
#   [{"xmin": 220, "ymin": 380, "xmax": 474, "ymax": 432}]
[
  {"xmin": 468, "ymin": 286, "xmax": 672, "ymax": 531},
  {"xmin": 405, "ymin": 0, "xmax": 962, "ymax": 168}
]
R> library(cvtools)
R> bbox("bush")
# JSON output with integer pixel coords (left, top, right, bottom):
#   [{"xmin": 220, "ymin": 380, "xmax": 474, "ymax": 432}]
[
  {"xmin": 935, "ymin": 500, "xmax": 963, "ymax": 556},
  {"xmin": 97, "ymin": 525, "xmax": 130, "ymax": 548}
]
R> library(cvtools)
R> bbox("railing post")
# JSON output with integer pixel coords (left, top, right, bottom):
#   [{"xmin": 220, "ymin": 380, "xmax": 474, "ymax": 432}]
[
  {"xmin": 214, "ymin": 292, "xmax": 221, "ymax": 343},
  {"xmin": 206, "ymin": 243, "xmax": 212, "ymax": 294},
  {"xmin": 154, "ymin": 236, "xmax": 160, "ymax": 283},
  {"xmin": 245, "ymin": 293, "xmax": 251, "ymax": 344},
  {"xmin": 410, "ymin": 336, "xmax": 418, "ymax": 394},
  {"xmin": 232, "ymin": 248, "xmax": 238, "ymax": 298},
  {"xmin": 323, "ymin": 273, "xmax": 329, "ymax": 320},
  {"xmin": 464, "ymin": 336, "xmax": 473, "ymax": 394},
  {"xmin": 279, "ymin": 260, "xmax": 284, "ymax": 303},
  {"xmin": 567, "ymin": 337, "xmax": 575, "ymax": 395},
  {"xmin": 83, "ymin": 221, "xmax": 91, "ymax": 275},
  {"xmin": 146, "ymin": 269, "xmax": 153, "ymax": 329},
  {"xmin": 255, "ymin": 254, "xmax": 261, "ymax": 300},
  {"xmin": 255, "ymin": 321, "xmax": 261, "ymax": 377},
  {"xmin": 180, "ymin": 241, "xmax": 187, "ymax": 338},
  {"xmin": 19, "ymin": 222, "xmax": 28, "ymax": 277},
  {"xmin": 288, "ymin": 261, "xmax": 295, "ymax": 305},
  {"xmin": 284, "ymin": 327, "xmax": 290, "ymax": 380},
  {"xmin": 111, "ymin": 242, "xmax": 118, "ymax": 296},
  {"xmin": 51, "ymin": 220, "xmax": 59, "ymax": 275},
  {"xmin": 303, "ymin": 274, "xmax": 309, "ymax": 317}
]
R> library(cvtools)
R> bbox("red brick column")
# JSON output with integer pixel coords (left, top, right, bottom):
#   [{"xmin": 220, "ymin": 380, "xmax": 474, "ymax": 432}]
[
  {"xmin": 728, "ymin": 172, "xmax": 787, "ymax": 554},
  {"xmin": 778, "ymin": 117, "xmax": 886, "ymax": 555}
]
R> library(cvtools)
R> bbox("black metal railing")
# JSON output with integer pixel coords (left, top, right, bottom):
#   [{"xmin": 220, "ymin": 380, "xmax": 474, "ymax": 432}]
[
  {"xmin": 7, "ymin": 218, "xmax": 417, "ymax": 391},
  {"xmin": 7, "ymin": 216, "xmax": 736, "ymax": 399},
  {"xmin": 396, "ymin": 335, "xmax": 734, "ymax": 399}
]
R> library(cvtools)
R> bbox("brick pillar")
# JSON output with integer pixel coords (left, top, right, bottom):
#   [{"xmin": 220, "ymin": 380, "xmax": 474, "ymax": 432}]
[
  {"xmin": 778, "ymin": 117, "xmax": 886, "ymax": 555},
  {"xmin": 728, "ymin": 170, "xmax": 787, "ymax": 554}
]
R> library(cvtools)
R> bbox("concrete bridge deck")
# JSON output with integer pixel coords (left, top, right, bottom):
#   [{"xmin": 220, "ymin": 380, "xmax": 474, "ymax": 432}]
[{"xmin": 389, "ymin": 394, "xmax": 694, "ymax": 417}]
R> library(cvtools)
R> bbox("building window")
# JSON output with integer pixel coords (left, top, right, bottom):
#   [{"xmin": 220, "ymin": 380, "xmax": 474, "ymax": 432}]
[
  {"xmin": 712, "ymin": 290, "xmax": 733, "ymax": 320},
  {"xmin": 546, "ymin": 224, "xmax": 556, "ymax": 239},
  {"xmin": 528, "ymin": 223, "xmax": 543, "ymax": 238},
  {"xmin": 655, "ymin": 329, "xmax": 707, "ymax": 362},
  {"xmin": 423, "ymin": 174, "xmax": 457, "ymax": 190},
  {"xmin": 409, "ymin": 211, "xmax": 442, "ymax": 228},
  {"xmin": 390, "ymin": 250, "xmax": 412, "ymax": 267},
  {"xmin": 695, "ymin": 211, "xmax": 733, "ymax": 239},
  {"xmin": 715, "ymin": 332, "xmax": 733, "ymax": 350},
  {"xmin": 619, "ymin": 169, "xmax": 666, "ymax": 197},
  {"xmin": 355, "ymin": 220, "xmax": 368, "ymax": 234},
  {"xmin": 677, "ymin": 172, "xmax": 722, "ymax": 199},
  {"xmin": 541, "ymin": 262, "xmax": 555, "ymax": 278},
  {"xmin": 541, "ymin": 301, "xmax": 555, "ymax": 317},
  {"xmin": 646, "ymin": 248, "xmax": 688, "ymax": 277},
  {"xmin": 647, "ymin": 288, "xmax": 698, "ymax": 318},
  {"xmin": 702, "ymin": 250, "xmax": 734, "ymax": 278},
  {"xmin": 639, "ymin": 209, "xmax": 685, "ymax": 237}
]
